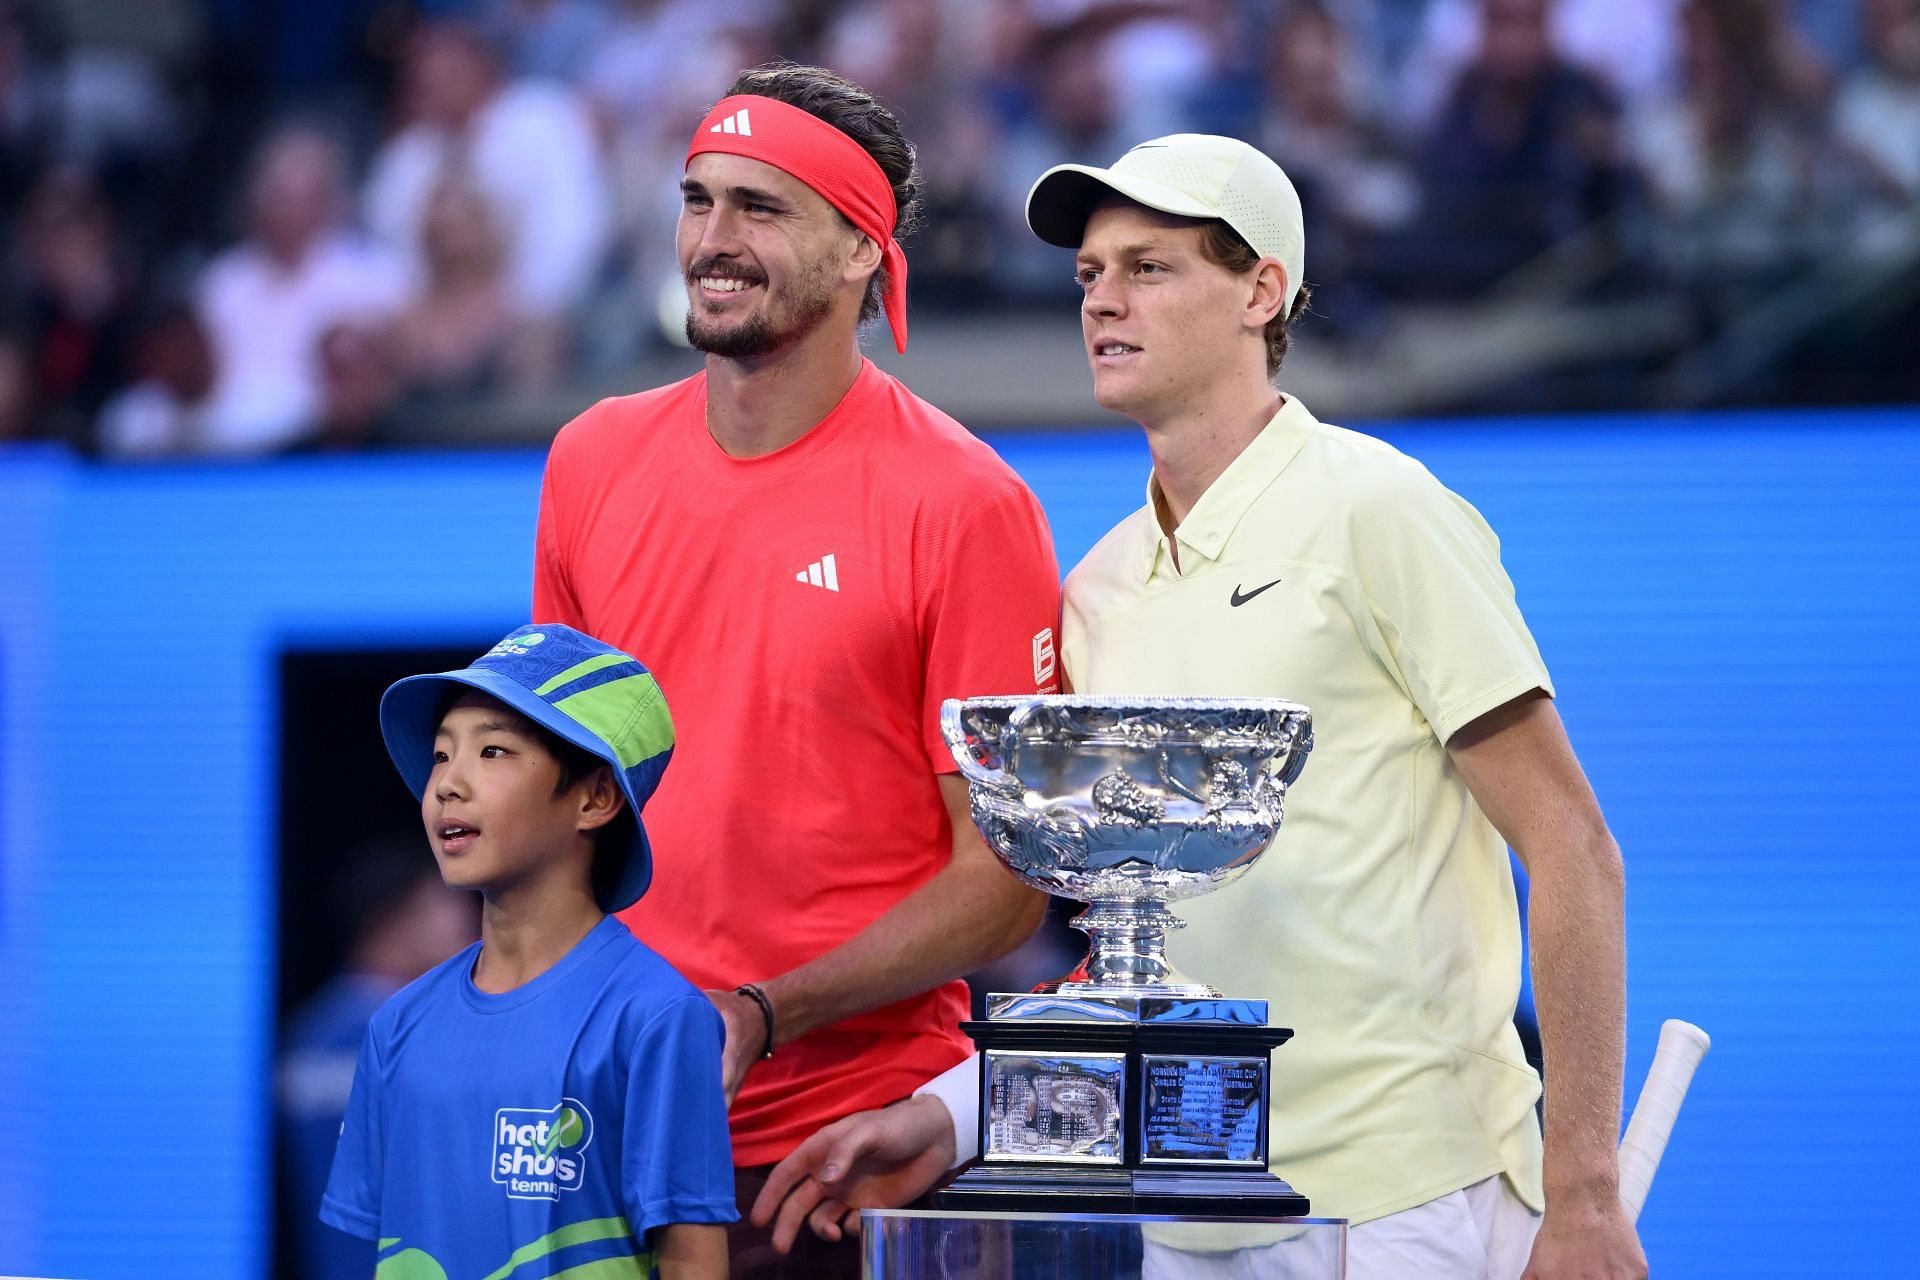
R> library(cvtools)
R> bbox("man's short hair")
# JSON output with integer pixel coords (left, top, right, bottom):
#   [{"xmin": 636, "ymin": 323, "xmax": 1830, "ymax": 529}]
[
  {"xmin": 1196, "ymin": 221, "xmax": 1313, "ymax": 377},
  {"xmin": 724, "ymin": 61, "xmax": 924, "ymax": 324}
]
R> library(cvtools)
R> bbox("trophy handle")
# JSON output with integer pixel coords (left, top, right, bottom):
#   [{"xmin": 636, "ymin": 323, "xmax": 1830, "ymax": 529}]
[
  {"xmin": 941, "ymin": 698, "xmax": 1015, "ymax": 791},
  {"xmin": 1259, "ymin": 713, "xmax": 1314, "ymax": 790}
]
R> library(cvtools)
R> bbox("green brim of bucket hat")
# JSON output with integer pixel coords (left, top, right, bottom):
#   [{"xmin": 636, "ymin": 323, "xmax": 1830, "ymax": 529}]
[{"xmin": 379, "ymin": 625, "xmax": 674, "ymax": 914}]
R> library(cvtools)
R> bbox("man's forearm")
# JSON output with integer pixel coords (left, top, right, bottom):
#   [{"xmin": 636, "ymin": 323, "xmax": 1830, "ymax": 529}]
[
  {"xmin": 1528, "ymin": 824, "xmax": 1628, "ymax": 1205},
  {"xmin": 1450, "ymin": 693, "xmax": 1645, "ymax": 1274},
  {"xmin": 756, "ymin": 855, "xmax": 1046, "ymax": 1046},
  {"xmin": 1447, "ymin": 692, "xmax": 1631, "ymax": 1207}
]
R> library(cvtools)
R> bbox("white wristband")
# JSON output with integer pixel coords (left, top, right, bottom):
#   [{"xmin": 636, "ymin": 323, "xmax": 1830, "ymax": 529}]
[{"xmin": 912, "ymin": 1052, "xmax": 980, "ymax": 1170}]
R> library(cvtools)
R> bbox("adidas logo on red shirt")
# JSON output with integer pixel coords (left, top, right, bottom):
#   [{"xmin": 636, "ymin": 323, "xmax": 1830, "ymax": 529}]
[{"xmin": 795, "ymin": 554, "xmax": 839, "ymax": 592}]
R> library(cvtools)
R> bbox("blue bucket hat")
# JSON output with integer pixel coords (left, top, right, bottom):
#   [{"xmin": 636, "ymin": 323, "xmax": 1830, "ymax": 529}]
[{"xmin": 379, "ymin": 624, "xmax": 673, "ymax": 913}]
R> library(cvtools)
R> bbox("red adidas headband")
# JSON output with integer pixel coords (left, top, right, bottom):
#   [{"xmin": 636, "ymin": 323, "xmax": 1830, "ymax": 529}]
[{"xmin": 687, "ymin": 94, "xmax": 910, "ymax": 353}]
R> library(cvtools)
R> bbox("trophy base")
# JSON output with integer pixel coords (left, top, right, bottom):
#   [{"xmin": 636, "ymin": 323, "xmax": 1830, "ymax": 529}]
[{"xmin": 934, "ymin": 1163, "xmax": 1310, "ymax": 1217}]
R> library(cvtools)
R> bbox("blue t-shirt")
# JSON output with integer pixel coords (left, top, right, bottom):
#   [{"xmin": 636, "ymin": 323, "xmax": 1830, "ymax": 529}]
[{"xmin": 321, "ymin": 916, "xmax": 736, "ymax": 1277}]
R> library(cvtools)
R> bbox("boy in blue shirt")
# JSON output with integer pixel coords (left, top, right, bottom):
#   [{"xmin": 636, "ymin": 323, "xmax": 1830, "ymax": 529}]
[{"xmin": 322, "ymin": 625, "xmax": 735, "ymax": 1278}]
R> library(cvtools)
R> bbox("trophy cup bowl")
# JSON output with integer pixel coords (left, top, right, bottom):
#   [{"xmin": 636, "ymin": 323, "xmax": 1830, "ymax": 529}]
[{"xmin": 941, "ymin": 695, "xmax": 1313, "ymax": 998}]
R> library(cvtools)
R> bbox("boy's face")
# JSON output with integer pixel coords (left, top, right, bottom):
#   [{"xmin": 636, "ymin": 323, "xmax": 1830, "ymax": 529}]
[{"xmin": 424, "ymin": 692, "xmax": 607, "ymax": 901}]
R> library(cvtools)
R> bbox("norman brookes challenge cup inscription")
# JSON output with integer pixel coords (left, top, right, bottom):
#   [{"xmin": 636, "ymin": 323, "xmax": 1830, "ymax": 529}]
[{"xmin": 1140, "ymin": 1056, "xmax": 1265, "ymax": 1165}]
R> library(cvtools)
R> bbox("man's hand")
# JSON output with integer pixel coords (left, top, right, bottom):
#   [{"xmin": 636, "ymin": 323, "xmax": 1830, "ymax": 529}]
[
  {"xmin": 704, "ymin": 987, "xmax": 769, "ymax": 1104},
  {"xmin": 750, "ymin": 1095, "xmax": 957, "ymax": 1252},
  {"xmin": 1522, "ymin": 1196, "xmax": 1647, "ymax": 1279}
]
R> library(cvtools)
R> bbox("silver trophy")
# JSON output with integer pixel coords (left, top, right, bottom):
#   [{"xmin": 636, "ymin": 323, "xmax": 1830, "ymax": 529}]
[{"xmin": 937, "ymin": 695, "xmax": 1314, "ymax": 1215}]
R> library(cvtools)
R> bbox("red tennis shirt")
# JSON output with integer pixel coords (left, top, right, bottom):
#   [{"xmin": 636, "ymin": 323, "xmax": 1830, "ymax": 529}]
[{"xmin": 534, "ymin": 358, "xmax": 1062, "ymax": 1163}]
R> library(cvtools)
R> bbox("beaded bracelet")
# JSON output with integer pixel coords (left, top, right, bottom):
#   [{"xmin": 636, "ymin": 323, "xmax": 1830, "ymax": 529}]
[{"xmin": 735, "ymin": 983, "xmax": 776, "ymax": 1059}]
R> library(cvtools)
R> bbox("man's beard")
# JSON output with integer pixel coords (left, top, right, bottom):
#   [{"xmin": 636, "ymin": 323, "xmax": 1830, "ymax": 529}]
[{"xmin": 684, "ymin": 258, "xmax": 837, "ymax": 359}]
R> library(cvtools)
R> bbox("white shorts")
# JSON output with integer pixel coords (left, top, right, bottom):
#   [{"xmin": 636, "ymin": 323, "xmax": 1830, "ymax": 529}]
[
  {"xmin": 1139, "ymin": 1175, "xmax": 1542, "ymax": 1280},
  {"xmin": 1347, "ymin": 1175, "xmax": 1543, "ymax": 1280}
]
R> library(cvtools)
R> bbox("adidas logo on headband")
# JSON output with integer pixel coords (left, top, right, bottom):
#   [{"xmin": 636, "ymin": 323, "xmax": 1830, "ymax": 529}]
[{"xmin": 710, "ymin": 108, "xmax": 753, "ymax": 136}]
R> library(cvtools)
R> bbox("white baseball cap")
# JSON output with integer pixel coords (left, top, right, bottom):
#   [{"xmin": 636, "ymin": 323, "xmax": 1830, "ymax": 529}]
[{"xmin": 1026, "ymin": 133, "xmax": 1306, "ymax": 313}]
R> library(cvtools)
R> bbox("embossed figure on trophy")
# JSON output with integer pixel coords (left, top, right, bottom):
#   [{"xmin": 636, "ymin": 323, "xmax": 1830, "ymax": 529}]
[
  {"xmin": 1201, "ymin": 758, "xmax": 1258, "ymax": 820},
  {"xmin": 1092, "ymin": 770, "xmax": 1167, "ymax": 826},
  {"xmin": 967, "ymin": 788, "xmax": 1089, "ymax": 885}
]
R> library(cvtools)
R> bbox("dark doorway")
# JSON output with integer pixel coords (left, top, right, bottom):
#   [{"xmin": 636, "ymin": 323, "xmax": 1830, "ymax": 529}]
[{"xmin": 274, "ymin": 640, "xmax": 490, "ymax": 1280}]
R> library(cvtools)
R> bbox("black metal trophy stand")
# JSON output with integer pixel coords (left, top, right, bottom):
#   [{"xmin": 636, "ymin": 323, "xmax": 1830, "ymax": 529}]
[{"xmin": 934, "ymin": 992, "xmax": 1309, "ymax": 1217}]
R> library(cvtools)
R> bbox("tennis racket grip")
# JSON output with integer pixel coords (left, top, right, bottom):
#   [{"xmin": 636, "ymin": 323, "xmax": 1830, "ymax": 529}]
[{"xmin": 1617, "ymin": 1018, "xmax": 1710, "ymax": 1222}]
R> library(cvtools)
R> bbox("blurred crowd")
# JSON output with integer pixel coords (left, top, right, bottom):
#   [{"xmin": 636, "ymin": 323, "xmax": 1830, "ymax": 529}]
[{"xmin": 1, "ymin": 0, "xmax": 1915, "ymax": 455}]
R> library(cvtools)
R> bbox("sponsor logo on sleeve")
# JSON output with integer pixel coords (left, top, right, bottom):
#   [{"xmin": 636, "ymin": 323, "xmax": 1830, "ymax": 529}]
[
  {"xmin": 493, "ymin": 1098, "xmax": 594, "ymax": 1200},
  {"xmin": 1032, "ymin": 628, "xmax": 1057, "ymax": 687}
]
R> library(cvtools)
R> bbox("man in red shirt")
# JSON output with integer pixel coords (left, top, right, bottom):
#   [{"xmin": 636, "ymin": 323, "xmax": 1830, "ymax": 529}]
[{"xmin": 533, "ymin": 63, "xmax": 1061, "ymax": 1277}]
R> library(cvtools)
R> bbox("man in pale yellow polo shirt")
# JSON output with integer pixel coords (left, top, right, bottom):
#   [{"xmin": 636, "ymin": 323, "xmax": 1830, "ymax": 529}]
[{"xmin": 751, "ymin": 135, "xmax": 1645, "ymax": 1280}]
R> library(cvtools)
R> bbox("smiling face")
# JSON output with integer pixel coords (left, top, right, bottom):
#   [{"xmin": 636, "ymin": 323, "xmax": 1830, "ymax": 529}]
[
  {"xmin": 677, "ymin": 152, "xmax": 872, "ymax": 359},
  {"xmin": 423, "ymin": 693, "xmax": 617, "ymax": 905},
  {"xmin": 1075, "ymin": 199, "xmax": 1276, "ymax": 424}
]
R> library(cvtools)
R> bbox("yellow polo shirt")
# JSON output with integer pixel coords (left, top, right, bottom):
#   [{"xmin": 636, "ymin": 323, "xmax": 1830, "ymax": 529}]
[{"xmin": 1060, "ymin": 395, "xmax": 1550, "ymax": 1225}]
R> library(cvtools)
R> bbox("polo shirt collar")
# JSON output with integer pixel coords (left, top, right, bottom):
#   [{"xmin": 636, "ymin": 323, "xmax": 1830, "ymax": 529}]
[{"xmin": 1138, "ymin": 395, "xmax": 1319, "ymax": 581}]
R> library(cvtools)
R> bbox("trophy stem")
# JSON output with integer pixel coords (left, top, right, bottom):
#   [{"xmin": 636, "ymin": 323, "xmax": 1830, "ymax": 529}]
[{"xmin": 1053, "ymin": 898, "xmax": 1220, "ymax": 996}]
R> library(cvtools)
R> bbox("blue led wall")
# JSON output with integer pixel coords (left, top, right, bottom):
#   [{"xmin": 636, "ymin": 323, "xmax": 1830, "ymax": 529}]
[{"xmin": 1, "ymin": 407, "xmax": 1915, "ymax": 1276}]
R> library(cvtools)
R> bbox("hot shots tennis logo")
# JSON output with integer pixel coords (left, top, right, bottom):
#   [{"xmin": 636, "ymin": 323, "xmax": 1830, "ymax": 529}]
[
  {"xmin": 487, "ymin": 631, "xmax": 546, "ymax": 658},
  {"xmin": 493, "ymin": 1098, "xmax": 594, "ymax": 1200}
]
